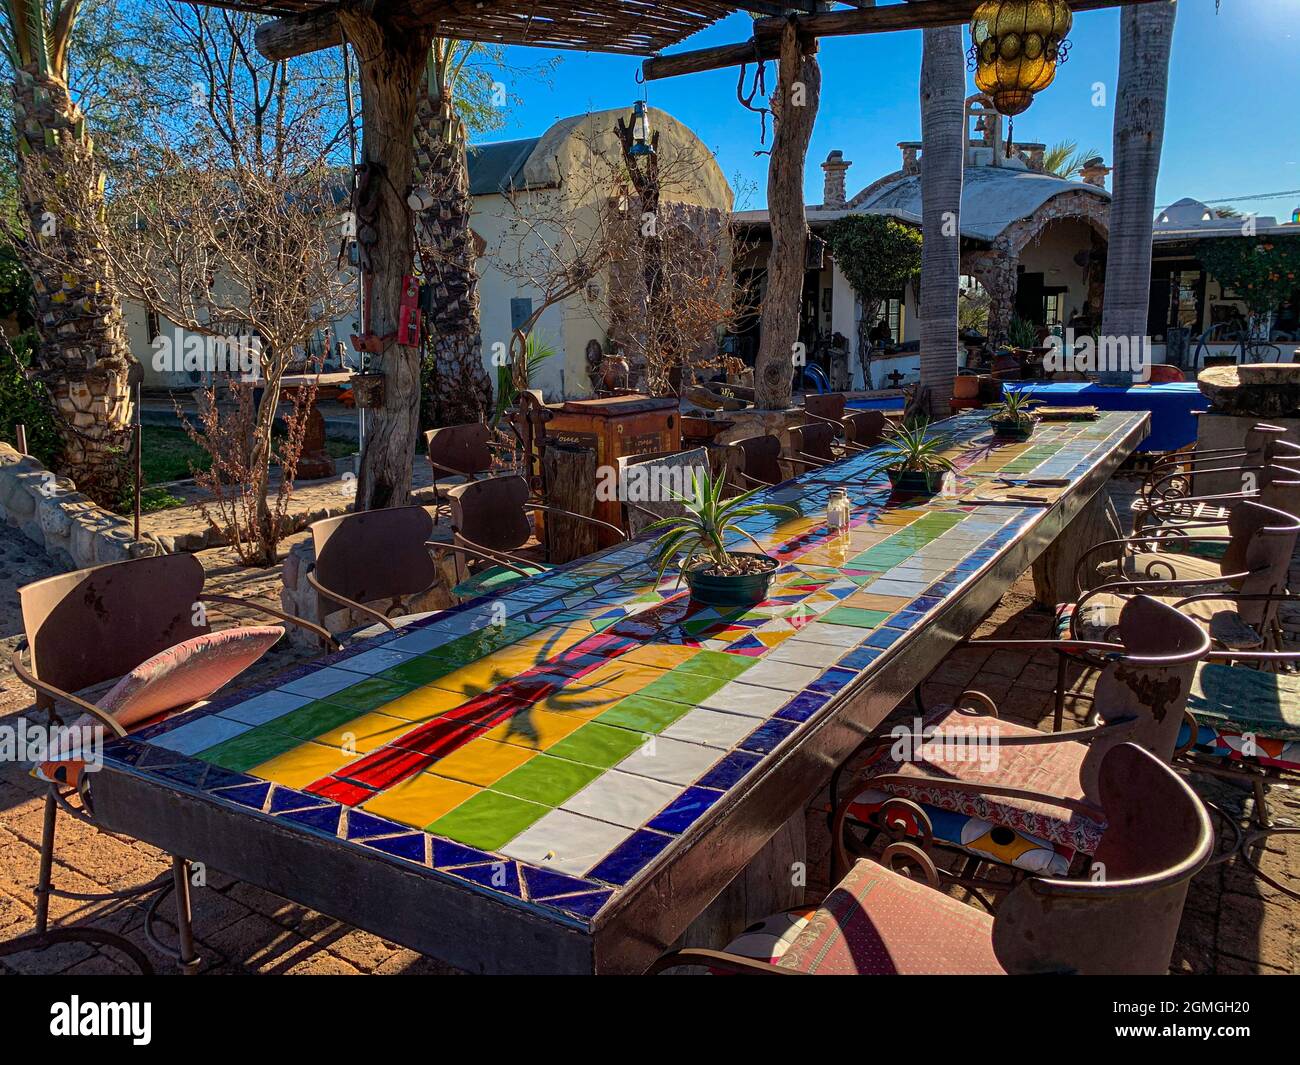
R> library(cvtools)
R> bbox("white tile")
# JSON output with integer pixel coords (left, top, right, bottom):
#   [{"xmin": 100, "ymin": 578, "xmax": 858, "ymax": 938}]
[
  {"xmin": 561, "ymin": 772, "xmax": 679, "ymax": 828},
  {"xmin": 150, "ymin": 714, "xmax": 248, "ymax": 755},
  {"xmin": 700, "ymin": 682, "xmax": 790, "ymax": 719},
  {"xmin": 790, "ymin": 624, "xmax": 867, "ymax": 648},
  {"xmin": 661, "ymin": 707, "xmax": 756, "ymax": 747},
  {"xmin": 616, "ymin": 736, "xmax": 722, "ymax": 785},
  {"xmin": 501, "ymin": 809, "xmax": 631, "ymax": 876},
  {"xmin": 334, "ymin": 646, "xmax": 418, "ymax": 675},
  {"xmin": 218, "ymin": 690, "xmax": 313, "ymax": 726},
  {"xmin": 278, "ymin": 667, "xmax": 367, "ymax": 699},
  {"xmin": 738, "ymin": 659, "xmax": 821, "ymax": 692},
  {"xmin": 768, "ymin": 640, "xmax": 846, "ymax": 667}
]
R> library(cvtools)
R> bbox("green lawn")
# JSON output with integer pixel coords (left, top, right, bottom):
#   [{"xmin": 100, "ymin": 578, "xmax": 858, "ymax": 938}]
[{"xmin": 140, "ymin": 424, "xmax": 356, "ymax": 486}]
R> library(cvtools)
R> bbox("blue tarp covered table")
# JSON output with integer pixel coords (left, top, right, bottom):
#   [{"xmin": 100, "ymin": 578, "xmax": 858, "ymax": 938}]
[{"xmin": 1004, "ymin": 381, "xmax": 1207, "ymax": 452}]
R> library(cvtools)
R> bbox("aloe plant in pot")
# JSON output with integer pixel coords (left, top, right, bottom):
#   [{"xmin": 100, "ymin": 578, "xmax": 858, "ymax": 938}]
[
  {"xmin": 987, "ymin": 387, "xmax": 1038, "ymax": 441},
  {"xmin": 648, "ymin": 469, "xmax": 796, "ymax": 607},
  {"xmin": 878, "ymin": 421, "xmax": 956, "ymax": 495}
]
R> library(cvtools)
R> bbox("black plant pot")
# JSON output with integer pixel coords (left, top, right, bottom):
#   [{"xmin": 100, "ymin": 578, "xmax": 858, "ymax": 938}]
[
  {"xmin": 990, "ymin": 418, "xmax": 1035, "ymax": 442},
  {"xmin": 684, "ymin": 551, "xmax": 779, "ymax": 608},
  {"xmin": 887, "ymin": 467, "xmax": 947, "ymax": 495}
]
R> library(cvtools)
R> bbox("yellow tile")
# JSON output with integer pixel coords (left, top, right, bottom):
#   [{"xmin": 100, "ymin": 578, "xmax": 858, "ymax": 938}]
[
  {"xmin": 756, "ymin": 629, "xmax": 795, "ymax": 647},
  {"xmin": 427, "ymin": 739, "xmax": 536, "ymax": 787},
  {"xmin": 533, "ymin": 686, "xmax": 625, "ymax": 720},
  {"xmin": 578, "ymin": 662, "xmax": 668, "ymax": 694},
  {"xmin": 361, "ymin": 773, "xmax": 477, "ymax": 828},
  {"xmin": 381, "ymin": 685, "xmax": 466, "ymax": 722},
  {"xmin": 429, "ymin": 660, "xmax": 505, "ymax": 699},
  {"xmin": 314, "ymin": 712, "xmax": 412, "ymax": 754},
  {"xmin": 483, "ymin": 708, "xmax": 586, "ymax": 750},
  {"xmin": 253, "ymin": 742, "xmax": 358, "ymax": 789},
  {"xmin": 620, "ymin": 644, "xmax": 699, "ymax": 669}
]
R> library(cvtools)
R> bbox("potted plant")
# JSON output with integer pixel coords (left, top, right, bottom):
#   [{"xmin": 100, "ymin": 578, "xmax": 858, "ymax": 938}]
[
  {"xmin": 648, "ymin": 468, "xmax": 796, "ymax": 607},
  {"xmin": 987, "ymin": 387, "xmax": 1038, "ymax": 441},
  {"xmin": 878, "ymin": 421, "xmax": 956, "ymax": 495}
]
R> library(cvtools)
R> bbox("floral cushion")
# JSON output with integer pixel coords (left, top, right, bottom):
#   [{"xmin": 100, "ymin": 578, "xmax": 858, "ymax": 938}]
[
  {"xmin": 721, "ymin": 907, "xmax": 819, "ymax": 968},
  {"xmin": 775, "ymin": 859, "xmax": 1003, "ymax": 975},
  {"xmin": 1180, "ymin": 721, "xmax": 1300, "ymax": 772},
  {"xmin": 848, "ymin": 787, "xmax": 1073, "ymax": 875},
  {"xmin": 858, "ymin": 706, "xmax": 1106, "ymax": 855}
]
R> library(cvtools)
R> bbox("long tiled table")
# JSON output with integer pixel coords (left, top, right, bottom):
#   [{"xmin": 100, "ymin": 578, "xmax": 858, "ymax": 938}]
[{"xmin": 88, "ymin": 410, "xmax": 1149, "ymax": 973}]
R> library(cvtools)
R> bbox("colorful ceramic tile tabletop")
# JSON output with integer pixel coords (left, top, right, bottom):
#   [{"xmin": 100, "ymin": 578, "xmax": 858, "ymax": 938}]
[{"xmin": 102, "ymin": 411, "xmax": 1147, "ymax": 929}]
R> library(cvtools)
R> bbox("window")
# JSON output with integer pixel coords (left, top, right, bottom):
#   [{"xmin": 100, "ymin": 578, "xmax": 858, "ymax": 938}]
[
  {"xmin": 510, "ymin": 297, "xmax": 533, "ymax": 333},
  {"xmin": 145, "ymin": 307, "xmax": 161, "ymax": 341}
]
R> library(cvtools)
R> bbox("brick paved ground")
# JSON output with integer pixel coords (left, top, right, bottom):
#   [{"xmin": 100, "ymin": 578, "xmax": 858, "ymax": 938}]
[{"xmin": 1, "ymin": 513, "xmax": 1297, "ymax": 974}]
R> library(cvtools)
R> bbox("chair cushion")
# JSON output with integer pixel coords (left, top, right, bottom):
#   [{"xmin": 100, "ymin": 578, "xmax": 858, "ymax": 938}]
[
  {"xmin": 847, "ymin": 786, "xmax": 1074, "ymax": 875},
  {"xmin": 1063, "ymin": 593, "xmax": 1261, "ymax": 650},
  {"xmin": 1181, "ymin": 721, "xmax": 1300, "ymax": 773},
  {"xmin": 1095, "ymin": 550, "xmax": 1225, "ymax": 585},
  {"xmin": 452, "ymin": 564, "xmax": 546, "ymax": 600},
  {"xmin": 98, "ymin": 626, "xmax": 283, "ymax": 727},
  {"xmin": 859, "ymin": 706, "xmax": 1106, "ymax": 854},
  {"xmin": 721, "ymin": 907, "xmax": 819, "ymax": 966},
  {"xmin": 1187, "ymin": 663, "xmax": 1300, "ymax": 741},
  {"xmin": 774, "ymin": 859, "xmax": 1004, "ymax": 975}
]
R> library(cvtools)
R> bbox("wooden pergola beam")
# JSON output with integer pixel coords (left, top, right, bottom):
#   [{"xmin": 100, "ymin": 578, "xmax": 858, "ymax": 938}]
[{"xmin": 643, "ymin": 0, "xmax": 1165, "ymax": 81}]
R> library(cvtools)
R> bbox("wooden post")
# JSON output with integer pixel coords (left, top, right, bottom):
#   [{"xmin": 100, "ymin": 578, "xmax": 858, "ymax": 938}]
[
  {"xmin": 541, "ymin": 444, "xmax": 601, "ymax": 563},
  {"xmin": 753, "ymin": 20, "xmax": 819, "ymax": 412},
  {"xmin": 338, "ymin": 8, "xmax": 434, "ymax": 512}
]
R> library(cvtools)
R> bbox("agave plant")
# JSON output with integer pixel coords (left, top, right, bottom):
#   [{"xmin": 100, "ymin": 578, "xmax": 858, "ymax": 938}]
[
  {"xmin": 647, "ymin": 467, "xmax": 796, "ymax": 582},
  {"xmin": 877, "ymin": 421, "xmax": 957, "ymax": 474},
  {"xmin": 987, "ymin": 387, "xmax": 1037, "ymax": 427}
]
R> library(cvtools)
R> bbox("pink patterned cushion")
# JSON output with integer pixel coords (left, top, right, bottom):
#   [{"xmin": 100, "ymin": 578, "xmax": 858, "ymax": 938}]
[
  {"xmin": 776, "ymin": 859, "xmax": 1003, "ymax": 975},
  {"xmin": 98, "ymin": 626, "xmax": 283, "ymax": 728},
  {"xmin": 863, "ymin": 706, "xmax": 1107, "ymax": 855}
]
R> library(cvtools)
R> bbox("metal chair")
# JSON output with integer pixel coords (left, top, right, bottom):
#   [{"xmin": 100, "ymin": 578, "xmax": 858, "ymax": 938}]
[
  {"xmin": 307, "ymin": 504, "xmax": 453, "ymax": 639},
  {"xmin": 831, "ymin": 596, "xmax": 1209, "ymax": 892},
  {"xmin": 616, "ymin": 448, "xmax": 710, "ymax": 538},
  {"xmin": 1131, "ymin": 463, "xmax": 1300, "ymax": 550},
  {"xmin": 651, "ymin": 744, "xmax": 1212, "ymax": 975},
  {"xmin": 786, "ymin": 421, "xmax": 844, "ymax": 469},
  {"xmin": 423, "ymin": 421, "xmax": 512, "ymax": 523},
  {"xmin": 840, "ymin": 409, "xmax": 888, "ymax": 450},
  {"xmin": 802, "ymin": 391, "xmax": 847, "ymax": 426},
  {"xmin": 726, "ymin": 434, "xmax": 789, "ymax": 489},
  {"xmin": 1066, "ymin": 499, "xmax": 1300, "ymax": 652},
  {"xmin": 444, "ymin": 474, "xmax": 626, "ymax": 600},
  {"xmin": 1136, "ymin": 422, "xmax": 1299, "ymax": 510},
  {"xmin": 8, "ymin": 553, "xmax": 333, "ymax": 973}
]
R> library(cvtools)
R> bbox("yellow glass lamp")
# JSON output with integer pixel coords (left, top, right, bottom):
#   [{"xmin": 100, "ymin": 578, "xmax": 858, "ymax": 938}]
[{"xmin": 969, "ymin": 0, "xmax": 1073, "ymax": 117}]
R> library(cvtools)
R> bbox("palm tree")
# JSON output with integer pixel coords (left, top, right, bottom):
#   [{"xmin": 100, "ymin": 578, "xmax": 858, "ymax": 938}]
[
  {"xmin": 414, "ymin": 39, "xmax": 493, "ymax": 429},
  {"xmin": 1043, "ymin": 139, "xmax": 1101, "ymax": 181},
  {"xmin": 1, "ymin": 0, "xmax": 136, "ymax": 505},
  {"xmin": 1099, "ymin": 1, "xmax": 1177, "ymax": 384},
  {"xmin": 916, "ymin": 24, "xmax": 965, "ymax": 417}
]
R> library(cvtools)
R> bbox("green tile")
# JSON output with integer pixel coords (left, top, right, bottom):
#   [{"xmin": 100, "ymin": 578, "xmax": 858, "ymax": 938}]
[
  {"xmin": 598, "ymin": 694, "xmax": 693, "ymax": 733},
  {"xmin": 427, "ymin": 791, "xmax": 548, "ymax": 850},
  {"xmin": 196, "ymin": 727, "xmax": 302, "ymax": 772},
  {"xmin": 269, "ymin": 700, "xmax": 364, "ymax": 741},
  {"xmin": 673, "ymin": 649, "xmax": 755, "ymax": 681},
  {"xmin": 640, "ymin": 668, "xmax": 728, "ymax": 704},
  {"xmin": 821, "ymin": 607, "xmax": 891, "ymax": 629},
  {"xmin": 546, "ymin": 721, "xmax": 649, "ymax": 768},
  {"xmin": 322, "ymin": 676, "xmax": 414, "ymax": 712},
  {"xmin": 378, "ymin": 655, "xmax": 458, "ymax": 687},
  {"xmin": 491, "ymin": 754, "xmax": 602, "ymax": 806}
]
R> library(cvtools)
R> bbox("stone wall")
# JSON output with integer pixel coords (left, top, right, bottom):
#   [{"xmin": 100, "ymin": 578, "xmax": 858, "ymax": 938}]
[{"xmin": 0, "ymin": 442, "xmax": 160, "ymax": 569}]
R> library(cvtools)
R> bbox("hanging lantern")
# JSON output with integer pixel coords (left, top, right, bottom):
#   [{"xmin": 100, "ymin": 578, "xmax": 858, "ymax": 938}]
[
  {"xmin": 627, "ymin": 100, "xmax": 653, "ymax": 157},
  {"xmin": 969, "ymin": 0, "xmax": 1073, "ymax": 117}
]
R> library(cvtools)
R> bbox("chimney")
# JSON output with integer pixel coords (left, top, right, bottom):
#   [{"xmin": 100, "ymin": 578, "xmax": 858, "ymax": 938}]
[
  {"xmin": 821, "ymin": 150, "xmax": 851, "ymax": 209},
  {"xmin": 1081, "ymin": 156, "xmax": 1111, "ymax": 188}
]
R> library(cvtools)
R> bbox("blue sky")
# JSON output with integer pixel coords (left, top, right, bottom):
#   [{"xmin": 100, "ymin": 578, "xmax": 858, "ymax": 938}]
[{"xmin": 484, "ymin": 1, "xmax": 1300, "ymax": 220}]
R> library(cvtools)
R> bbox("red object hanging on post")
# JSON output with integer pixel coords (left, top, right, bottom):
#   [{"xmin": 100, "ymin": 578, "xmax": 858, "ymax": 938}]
[{"xmin": 397, "ymin": 274, "xmax": 421, "ymax": 347}]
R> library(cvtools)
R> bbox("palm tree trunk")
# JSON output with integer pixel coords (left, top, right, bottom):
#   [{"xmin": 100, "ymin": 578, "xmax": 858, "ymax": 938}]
[
  {"xmin": 11, "ymin": 64, "xmax": 136, "ymax": 505},
  {"xmin": 1099, "ymin": 1, "xmax": 1176, "ymax": 384},
  {"xmin": 917, "ymin": 25, "xmax": 965, "ymax": 418},
  {"xmin": 414, "ymin": 66, "xmax": 492, "ymax": 428},
  {"xmin": 754, "ymin": 19, "xmax": 819, "ymax": 412}
]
